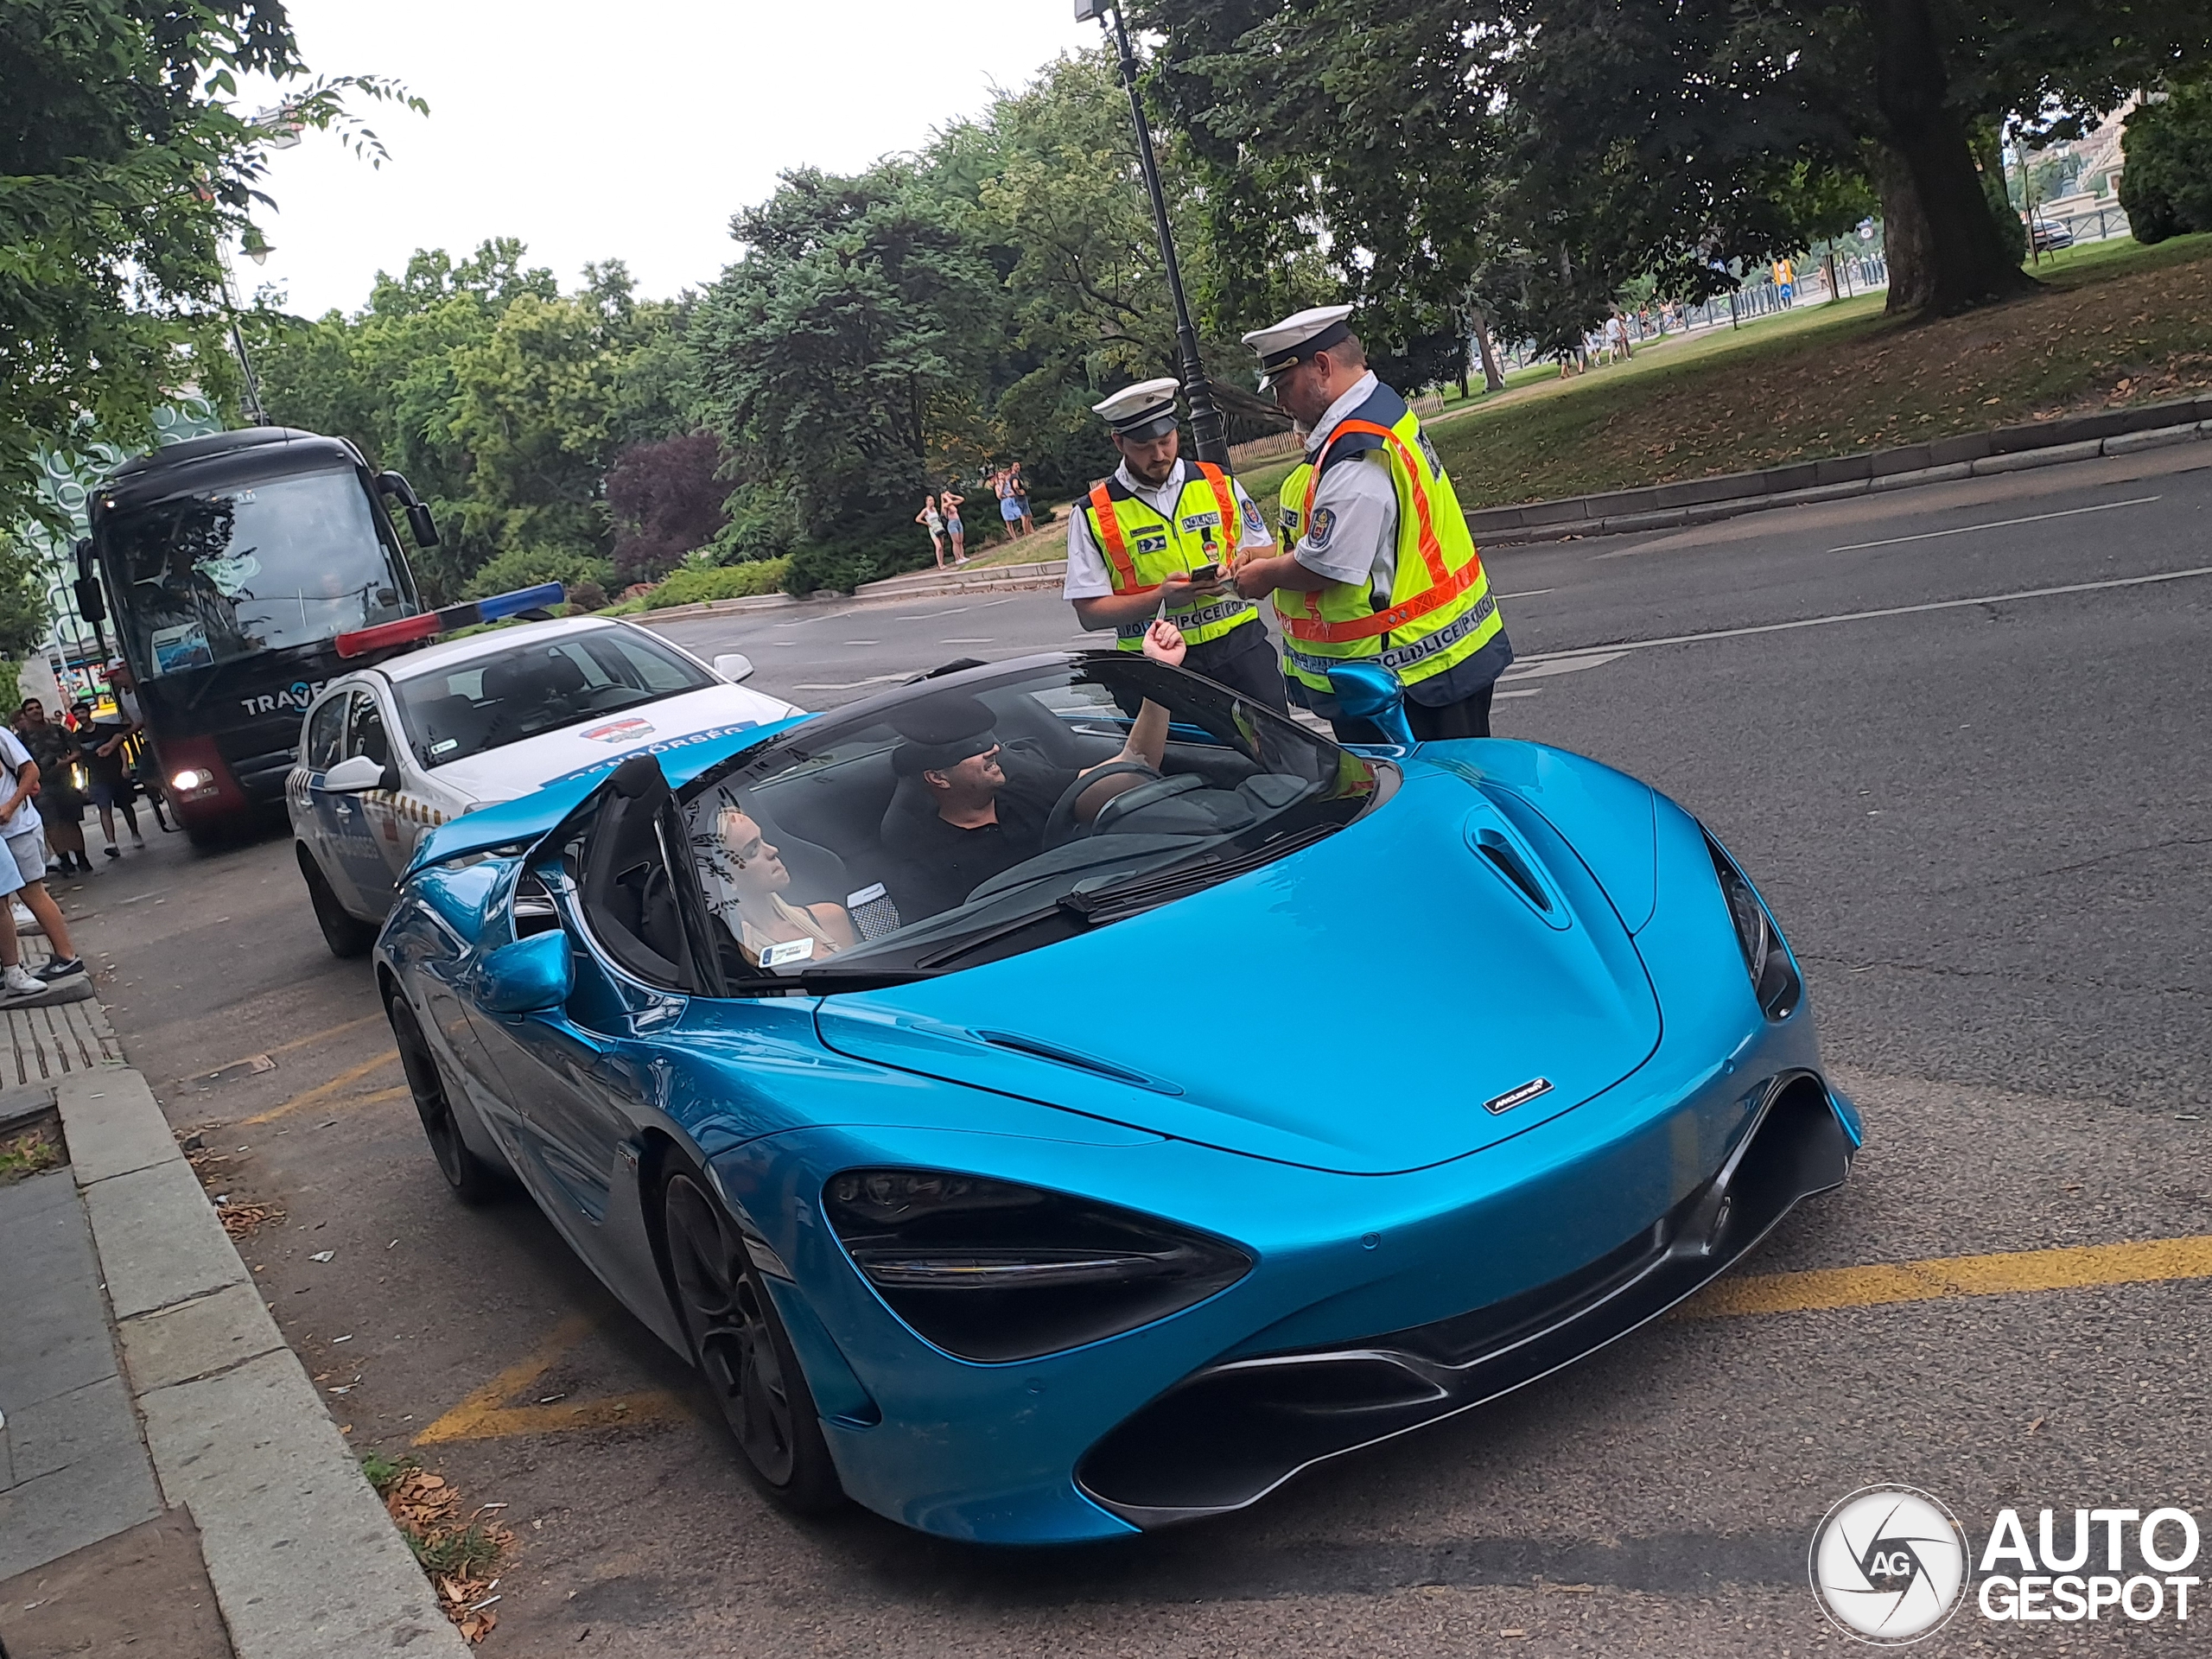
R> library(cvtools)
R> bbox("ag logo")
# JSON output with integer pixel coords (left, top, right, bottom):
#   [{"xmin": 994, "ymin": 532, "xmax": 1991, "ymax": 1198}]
[{"xmin": 1809, "ymin": 1485, "xmax": 1970, "ymax": 1644}]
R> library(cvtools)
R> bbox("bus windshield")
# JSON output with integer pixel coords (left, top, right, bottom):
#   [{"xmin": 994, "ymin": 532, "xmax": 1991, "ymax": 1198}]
[{"xmin": 104, "ymin": 466, "xmax": 412, "ymax": 677}]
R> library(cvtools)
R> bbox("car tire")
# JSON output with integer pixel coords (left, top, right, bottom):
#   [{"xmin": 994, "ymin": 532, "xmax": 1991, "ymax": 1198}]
[
  {"xmin": 298, "ymin": 848, "xmax": 376, "ymax": 958},
  {"xmin": 386, "ymin": 992, "xmax": 502, "ymax": 1206},
  {"xmin": 660, "ymin": 1166, "xmax": 843, "ymax": 1515}
]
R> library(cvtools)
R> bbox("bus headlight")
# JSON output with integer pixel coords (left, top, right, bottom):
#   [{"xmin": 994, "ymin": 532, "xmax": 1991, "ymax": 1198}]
[{"xmin": 171, "ymin": 769, "xmax": 210, "ymax": 791}]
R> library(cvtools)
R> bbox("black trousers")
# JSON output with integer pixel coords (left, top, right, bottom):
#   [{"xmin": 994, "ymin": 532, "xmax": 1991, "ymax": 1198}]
[
  {"xmin": 1330, "ymin": 680, "xmax": 1496, "ymax": 746},
  {"xmin": 1184, "ymin": 625, "xmax": 1290, "ymax": 714}
]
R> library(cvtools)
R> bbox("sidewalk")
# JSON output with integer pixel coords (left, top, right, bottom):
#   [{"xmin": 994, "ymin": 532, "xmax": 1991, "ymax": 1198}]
[{"xmin": 0, "ymin": 930, "xmax": 466, "ymax": 1656}]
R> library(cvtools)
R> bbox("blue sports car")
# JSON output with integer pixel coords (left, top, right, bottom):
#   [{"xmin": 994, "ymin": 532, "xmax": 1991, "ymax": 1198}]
[{"xmin": 375, "ymin": 648, "xmax": 1859, "ymax": 1544}]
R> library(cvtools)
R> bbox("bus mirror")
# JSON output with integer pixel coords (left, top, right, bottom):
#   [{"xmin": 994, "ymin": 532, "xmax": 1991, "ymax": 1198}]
[
  {"xmin": 72, "ymin": 577, "xmax": 105, "ymax": 624},
  {"xmin": 406, "ymin": 503, "xmax": 440, "ymax": 548}
]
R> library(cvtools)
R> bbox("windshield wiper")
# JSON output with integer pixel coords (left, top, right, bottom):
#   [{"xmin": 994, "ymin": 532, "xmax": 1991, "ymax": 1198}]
[
  {"xmin": 1058, "ymin": 821, "xmax": 1340, "ymax": 925},
  {"xmin": 725, "ymin": 965, "xmax": 942, "ymax": 996}
]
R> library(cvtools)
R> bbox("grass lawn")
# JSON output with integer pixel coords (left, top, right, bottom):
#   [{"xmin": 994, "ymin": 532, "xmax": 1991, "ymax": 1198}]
[{"xmin": 1230, "ymin": 232, "xmax": 2212, "ymax": 516}]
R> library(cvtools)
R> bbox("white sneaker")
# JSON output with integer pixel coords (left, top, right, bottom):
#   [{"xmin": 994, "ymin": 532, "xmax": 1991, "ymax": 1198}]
[
  {"xmin": 2, "ymin": 965, "xmax": 44, "ymax": 998},
  {"xmin": 11, "ymin": 902, "xmax": 35, "ymax": 932}
]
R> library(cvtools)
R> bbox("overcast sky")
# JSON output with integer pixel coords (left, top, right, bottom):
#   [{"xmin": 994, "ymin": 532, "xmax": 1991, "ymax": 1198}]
[{"xmin": 242, "ymin": 0, "xmax": 1091, "ymax": 318}]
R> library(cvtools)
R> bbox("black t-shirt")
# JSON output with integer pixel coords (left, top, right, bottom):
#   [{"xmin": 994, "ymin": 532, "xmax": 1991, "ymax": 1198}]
[
  {"xmin": 888, "ymin": 749, "xmax": 1077, "ymax": 920},
  {"xmin": 79, "ymin": 721, "xmax": 130, "ymax": 784}
]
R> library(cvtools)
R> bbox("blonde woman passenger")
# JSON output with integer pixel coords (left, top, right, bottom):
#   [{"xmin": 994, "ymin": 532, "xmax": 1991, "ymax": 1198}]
[{"xmin": 699, "ymin": 806, "xmax": 857, "ymax": 967}]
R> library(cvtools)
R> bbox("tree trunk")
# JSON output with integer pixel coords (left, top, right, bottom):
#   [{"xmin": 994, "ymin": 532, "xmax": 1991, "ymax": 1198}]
[
  {"xmin": 1471, "ymin": 306, "xmax": 1506, "ymax": 392},
  {"xmin": 1862, "ymin": 0, "xmax": 2034, "ymax": 314}
]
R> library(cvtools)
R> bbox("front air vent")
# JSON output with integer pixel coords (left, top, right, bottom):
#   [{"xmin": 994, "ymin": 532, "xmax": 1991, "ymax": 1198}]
[{"xmin": 1470, "ymin": 826, "xmax": 1554, "ymax": 916}]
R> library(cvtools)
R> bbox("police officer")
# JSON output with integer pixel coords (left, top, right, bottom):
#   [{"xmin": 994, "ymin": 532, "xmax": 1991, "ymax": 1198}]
[
  {"xmin": 1229, "ymin": 306, "xmax": 1514, "ymax": 741},
  {"xmin": 1065, "ymin": 377, "xmax": 1287, "ymax": 711}
]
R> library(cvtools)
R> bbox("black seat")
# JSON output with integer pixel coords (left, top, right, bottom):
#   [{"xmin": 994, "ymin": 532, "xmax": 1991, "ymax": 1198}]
[{"xmin": 412, "ymin": 692, "xmax": 490, "ymax": 757}]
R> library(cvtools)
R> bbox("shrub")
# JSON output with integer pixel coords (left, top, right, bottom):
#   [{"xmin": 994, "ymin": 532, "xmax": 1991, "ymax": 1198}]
[
  {"xmin": 566, "ymin": 578, "xmax": 607, "ymax": 612},
  {"xmin": 606, "ymin": 431, "xmax": 731, "ymax": 585},
  {"xmin": 781, "ymin": 517, "xmax": 936, "ymax": 595},
  {"xmin": 2121, "ymin": 83, "xmax": 2212, "ymax": 244},
  {"xmin": 462, "ymin": 546, "xmax": 616, "ymax": 603},
  {"xmin": 641, "ymin": 558, "xmax": 794, "ymax": 609}
]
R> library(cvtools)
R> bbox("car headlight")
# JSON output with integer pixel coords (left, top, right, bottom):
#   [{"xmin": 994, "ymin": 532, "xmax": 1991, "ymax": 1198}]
[
  {"xmin": 823, "ymin": 1168, "xmax": 1251, "ymax": 1363},
  {"xmin": 1706, "ymin": 832, "xmax": 1802, "ymax": 1020}
]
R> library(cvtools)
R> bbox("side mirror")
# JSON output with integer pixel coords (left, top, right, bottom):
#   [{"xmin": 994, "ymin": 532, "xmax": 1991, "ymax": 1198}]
[
  {"xmin": 1326, "ymin": 662, "xmax": 1416, "ymax": 749},
  {"xmin": 713, "ymin": 652, "xmax": 755, "ymax": 684},
  {"xmin": 321, "ymin": 753, "xmax": 389, "ymax": 793},
  {"xmin": 72, "ymin": 577, "xmax": 106, "ymax": 625},
  {"xmin": 477, "ymin": 931, "xmax": 573, "ymax": 1015},
  {"xmin": 405, "ymin": 502, "xmax": 440, "ymax": 548}
]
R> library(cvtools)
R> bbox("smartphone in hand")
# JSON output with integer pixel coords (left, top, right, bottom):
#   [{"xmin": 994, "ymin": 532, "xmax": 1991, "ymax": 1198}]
[{"xmin": 1185, "ymin": 563, "xmax": 1221, "ymax": 583}]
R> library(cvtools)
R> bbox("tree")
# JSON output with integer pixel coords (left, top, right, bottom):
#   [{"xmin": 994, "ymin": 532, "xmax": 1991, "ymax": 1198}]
[
  {"xmin": 2119, "ymin": 84, "xmax": 2212, "ymax": 242},
  {"xmin": 605, "ymin": 431, "xmax": 730, "ymax": 584},
  {"xmin": 1, "ymin": 0, "xmax": 420, "ymax": 534}
]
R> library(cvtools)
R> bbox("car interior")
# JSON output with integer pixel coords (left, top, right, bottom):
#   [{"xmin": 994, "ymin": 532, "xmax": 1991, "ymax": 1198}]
[{"xmin": 396, "ymin": 633, "xmax": 712, "ymax": 767}]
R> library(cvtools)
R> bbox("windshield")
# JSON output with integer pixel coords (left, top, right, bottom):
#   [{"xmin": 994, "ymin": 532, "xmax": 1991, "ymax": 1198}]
[
  {"xmin": 681, "ymin": 654, "xmax": 1382, "ymax": 980},
  {"xmin": 393, "ymin": 627, "xmax": 716, "ymax": 767},
  {"xmin": 105, "ymin": 466, "xmax": 411, "ymax": 677}
]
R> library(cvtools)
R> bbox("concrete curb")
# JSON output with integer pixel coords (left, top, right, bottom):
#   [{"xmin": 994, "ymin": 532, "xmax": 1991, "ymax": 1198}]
[{"xmin": 53, "ymin": 1068, "xmax": 468, "ymax": 1659}]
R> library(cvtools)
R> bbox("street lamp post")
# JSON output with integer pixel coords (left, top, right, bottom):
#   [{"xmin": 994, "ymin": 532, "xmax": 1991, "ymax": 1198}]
[
  {"xmin": 1077, "ymin": 0, "xmax": 1230, "ymax": 467},
  {"xmin": 217, "ymin": 241, "xmax": 270, "ymax": 427}
]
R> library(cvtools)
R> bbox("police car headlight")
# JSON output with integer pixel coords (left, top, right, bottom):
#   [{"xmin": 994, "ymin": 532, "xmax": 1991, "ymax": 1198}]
[
  {"xmin": 171, "ymin": 768, "xmax": 210, "ymax": 791},
  {"xmin": 823, "ymin": 1168, "xmax": 1250, "ymax": 1362},
  {"xmin": 1705, "ymin": 831, "xmax": 1802, "ymax": 1020}
]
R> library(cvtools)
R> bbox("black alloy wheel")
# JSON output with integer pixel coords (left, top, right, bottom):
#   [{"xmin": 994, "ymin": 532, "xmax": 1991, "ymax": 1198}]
[
  {"xmin": 386, "ymin": 993, "xmax": 500, "ymax": 1205},
  {"xmin": 662, "ymin": 1170, "xmax": 842, "ymax": 1512},
  {"xmin": 299, "ymin": 848, "xmax": 377, "ymax": 958}
]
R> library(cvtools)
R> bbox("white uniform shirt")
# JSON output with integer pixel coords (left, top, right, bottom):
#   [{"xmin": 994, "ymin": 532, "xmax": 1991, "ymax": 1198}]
[
  {"xmin": 1063, "ymin": 458, "xmax": 1274, "ymax": 601},
  {"xmin": 1288, "ymin": 372, "xmax": 1402, "ymax": 608}
]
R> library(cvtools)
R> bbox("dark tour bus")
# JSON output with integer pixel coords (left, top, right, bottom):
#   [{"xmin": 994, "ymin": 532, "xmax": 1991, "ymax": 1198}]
[{"xmin": 77, "ymin": 427, "xmax": 439, "ymax": 844}]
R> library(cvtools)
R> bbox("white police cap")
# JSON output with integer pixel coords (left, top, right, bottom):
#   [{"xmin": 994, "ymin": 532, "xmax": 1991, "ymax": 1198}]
[
  {"xmin": 1091, "ymin": 377, "xmax": 1183, "ymax": 440},
  {"xmin": 1242, "ymin": 303, "xmax": 1356, "ymax": 387}
]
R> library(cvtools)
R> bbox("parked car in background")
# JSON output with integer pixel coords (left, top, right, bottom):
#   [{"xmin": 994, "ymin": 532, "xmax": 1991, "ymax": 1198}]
[
  {"xmin": 289, "ymin": 616, "xmax": 797, "ymax": 956},
  {"xmin": 2030, "ymin": 217, "xmax": 2075, "ymax": 252}
]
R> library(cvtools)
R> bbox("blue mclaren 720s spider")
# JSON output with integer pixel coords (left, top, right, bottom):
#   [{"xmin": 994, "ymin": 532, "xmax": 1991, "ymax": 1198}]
[{"xmin": 373, "ymin": 647, "xmax": 1859, "ymax": 1544}]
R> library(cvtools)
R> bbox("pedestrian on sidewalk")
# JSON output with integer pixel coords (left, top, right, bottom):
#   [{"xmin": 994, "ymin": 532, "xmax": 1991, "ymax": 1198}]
[
  {"xmin": 0, "ymin": 720, "xmax": 88, "ymax": 993},
  {"xmin": 105, "ymin": 660, "xmax": 172, "ymax": 832},
  {"xmin": 1066, "ymin": 377, "xmax": 1287, "ymax": 711},
  {"xmin": 938, "ymin": 484, "xmax": 969, "ymax": 564},
  {"xmin": 15, "ymin": 702, "xmax": 90, "ymax": 874},
  {"xmin": 74, "ymin": 700, "xmax": 144, "ymax": 858},
  {"xmin": 917, "ymin": 493, "xmax": 949, "ymax": 569}
]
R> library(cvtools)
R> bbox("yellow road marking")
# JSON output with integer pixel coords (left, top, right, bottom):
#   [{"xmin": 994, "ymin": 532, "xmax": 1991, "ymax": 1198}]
[
  {"xmin": 412, "ymin": 1313, "xmax": 685, "ymax": 1447},
  {"xmin": 1686, "ymin": 1235, "xmax": 2212, "ymax": 1319},
  {"xmin": 194, "ymin": 1013, "xmax": 389, "ymax": 1079},
  {"xmin": 239, "ymin": 1052, "xmax": 400, "ymax": 1126}
]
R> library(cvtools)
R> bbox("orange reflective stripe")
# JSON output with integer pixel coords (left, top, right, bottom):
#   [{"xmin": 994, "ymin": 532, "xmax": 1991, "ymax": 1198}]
[
  {"xmin": 1087, "ymin": 480, "xmax": 1159, "ymax": 596},
  {"xmin": 1281, "ymin": 560, "xmax": 1484, "ymax": 642},
  {"xmin": 1300, "ymin": 419, "xmax": 1453, "ymax": 588},
  {"xmin": 1193, "ymin": 461, "xmax": 1238, "ymax": 549}
]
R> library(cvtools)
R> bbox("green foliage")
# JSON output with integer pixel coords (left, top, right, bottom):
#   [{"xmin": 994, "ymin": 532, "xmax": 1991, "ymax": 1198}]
[
  {"xmin": 0, "ymin": 0, "xmax": 421, "ymax": 536},
  {"xmin": 257, "ymin": 246, "xmax": 685, "ymax": 602},
  {"xmin": 641, "ymin": 558, "xmax": 793, "ymax": 607},
  {"xmin": 782, "ymin": 516, "xmax": 935, "ymax": 595},
  {"xmin": 461, "ymin": 546, "xmax": 613, "ymax": 602},
  {"xmin": 2120, "ymin": 84, "xmax": 2212, "ymax": 244}
]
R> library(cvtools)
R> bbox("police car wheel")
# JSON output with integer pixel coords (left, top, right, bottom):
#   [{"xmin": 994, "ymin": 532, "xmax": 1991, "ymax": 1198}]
[
  {"xmin": 386, "ymin": 993, "xmax": 501, "ymax": 1206},
  {"xmin": 297, "ymin": 848, "xmax": 375, "ymax": 958}
]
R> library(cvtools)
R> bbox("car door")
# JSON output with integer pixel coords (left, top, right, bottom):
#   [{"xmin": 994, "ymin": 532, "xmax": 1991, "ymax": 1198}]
[
  {"xmin": 296, "ymin": 689, "xmax": 351, "ymax": 889},
  {"xmin": 342, "ymin": 693, "xmax": 406, "ymax": 915},
  {"xmin": 305, "ymin": 690, "xmax": 391, "ymax": 913},
  {"xmin": 469, "ymin": 761, "xmax": 722, "ymax": 1308}
]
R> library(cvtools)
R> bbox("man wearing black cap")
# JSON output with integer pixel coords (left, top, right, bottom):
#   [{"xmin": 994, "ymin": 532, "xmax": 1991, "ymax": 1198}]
[
  {"xmin": 1067, "ymin": 378, "xmax": 1286, "ymax": 711},
  {"xmin": 887, "ymin": 620, "xmax": 1188, "ymax": 920}
]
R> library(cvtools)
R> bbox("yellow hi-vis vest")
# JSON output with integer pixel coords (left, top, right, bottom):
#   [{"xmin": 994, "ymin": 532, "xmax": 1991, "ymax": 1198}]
[
  {"xmin": 1274, "ymin": 388, "xmax": 1502, "ymax": 695},
  {"xmin": 1082, "ymin": 461, "xmax": 1262, "ymax": 650}
]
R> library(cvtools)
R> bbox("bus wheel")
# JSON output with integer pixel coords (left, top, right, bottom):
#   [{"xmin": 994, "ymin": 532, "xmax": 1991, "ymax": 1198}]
[
  {"xmin": 184, "ymin": 819, "xmax": 225, "ymax": 851},
  {"xmin": 297, "ymin": 848, "xmax": 376, "ymax": 958}
]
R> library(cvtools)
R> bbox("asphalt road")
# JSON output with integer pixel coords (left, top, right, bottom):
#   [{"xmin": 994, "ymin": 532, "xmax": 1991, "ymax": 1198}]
[{"xmin": 68, "ymin": 441, "xmax": 2212, "ymax": 1656}]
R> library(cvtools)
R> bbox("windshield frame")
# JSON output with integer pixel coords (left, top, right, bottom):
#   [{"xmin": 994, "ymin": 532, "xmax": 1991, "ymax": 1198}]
[
  {"xmin": 99, "ymin": 461, "xmax": 416, "ymax": 679},
  {"xmin": 677, "ymin": 652, "xmax": 1393, "ymax": 990}
]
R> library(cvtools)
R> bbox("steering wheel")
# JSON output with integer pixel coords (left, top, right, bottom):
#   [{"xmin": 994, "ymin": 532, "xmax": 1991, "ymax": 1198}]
[
  {"xmin": 1042, "ymin": 761, "xmax": 1160, "ymax": 849},
  {"xmin": 1090, "ymin": 773, "xmax": 1206, "ymax": 835}
]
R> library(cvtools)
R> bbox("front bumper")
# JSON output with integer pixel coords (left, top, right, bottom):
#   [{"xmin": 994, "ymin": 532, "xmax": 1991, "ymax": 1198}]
[{"xmin": 1076, "ymin": 1071, "xmax": 1851, "ymax": 1527}]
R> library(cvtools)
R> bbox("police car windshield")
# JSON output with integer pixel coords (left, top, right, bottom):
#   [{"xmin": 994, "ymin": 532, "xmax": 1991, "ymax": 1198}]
[
  {"xmin": 105, "ymin": 467, "xmax": 411, "ymax": 677},
  {"xmin": 680, "ymin": 655, "xmax": 1383, "ymax": 982},
  {"xmin": 394, "ymin": 630, "xmax": 715, "ymax": 768}
]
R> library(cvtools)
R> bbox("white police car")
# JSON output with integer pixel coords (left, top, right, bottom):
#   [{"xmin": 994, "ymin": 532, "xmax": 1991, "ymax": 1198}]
[{"xmin": 288, "ymin": 613, "xmax": 798, "ymax": 956}]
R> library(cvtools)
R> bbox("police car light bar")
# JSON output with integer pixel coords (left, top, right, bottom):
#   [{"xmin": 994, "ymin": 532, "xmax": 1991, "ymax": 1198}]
[{"xmin": 334, "ymin": 582, "xmax": 569, "ymax": 659}]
